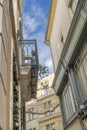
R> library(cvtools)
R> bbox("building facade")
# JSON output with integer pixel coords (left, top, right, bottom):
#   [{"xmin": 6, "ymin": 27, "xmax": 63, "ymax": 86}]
[
  {"xmin": 26, "ymin": 74, "xmax": 63, "ymax": 130},
  {"xmin": 0, "ymin": 0, "xmax": 23, "ymax": 130},
  {"xmin": 46, "ymin": 0, "xmax": 87, "ymax": 130},
  {"xmin": 0, "ymin": 0, "xmax": 38, "ymax": 130},
  {"xmin": 26, "ymin": 99, "xmax": 39, "ymax": 130}
]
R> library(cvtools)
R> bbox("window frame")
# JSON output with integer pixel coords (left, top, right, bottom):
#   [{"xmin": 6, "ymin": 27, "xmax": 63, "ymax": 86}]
[
  {"xmin": 75, "ymin": 52, "xmax": 87, "ymax": 104},
  {"xmin": 44, "ymin": 86, "xmax": 49, "ymax": 96},
  {"xmin": 46, "ymin": 123, "xmax": 55, "ymax": 130},
  {"xmin": 28, "ymin": 108, "xmax": 34, "ymax": 121},
  {"xmin": 60, "ymin": 81, "xmax": 76, "ymax": 124},
  {"xmin": 44, "ymin": 101, "xmax": 53, "ymax": 116}
]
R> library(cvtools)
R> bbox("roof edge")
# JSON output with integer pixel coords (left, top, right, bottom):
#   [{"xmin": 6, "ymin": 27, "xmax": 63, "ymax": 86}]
[{"xmin": 45, "ymin": 0, "xmax": 57, "ymax": 45}]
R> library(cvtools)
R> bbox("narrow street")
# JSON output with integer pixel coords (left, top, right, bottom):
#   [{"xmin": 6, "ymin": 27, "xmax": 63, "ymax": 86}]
[{"xmin": 0, "ymin": 0, "xmax": 87, "ymax": 130}]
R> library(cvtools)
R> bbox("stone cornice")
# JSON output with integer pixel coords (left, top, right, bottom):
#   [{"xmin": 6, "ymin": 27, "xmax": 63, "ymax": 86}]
[{"xmin": 45, "ymin": 0, "xmax": 57, "ymax": 45}]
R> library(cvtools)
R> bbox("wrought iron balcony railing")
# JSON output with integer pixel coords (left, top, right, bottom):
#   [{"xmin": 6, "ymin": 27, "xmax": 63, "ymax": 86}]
[
  {"xmin": 19, "ymin": 40, "xmax": 39, "ymax": 100},
  {"xmin": 19, "ymin": 40, "xmax": 38, "ymax": 67}
]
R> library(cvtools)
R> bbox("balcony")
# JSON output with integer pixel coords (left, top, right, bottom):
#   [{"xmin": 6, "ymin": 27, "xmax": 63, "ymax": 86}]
[{"xmin": 19, "ymin": 40, "xmax": 38, "ymax": 102}]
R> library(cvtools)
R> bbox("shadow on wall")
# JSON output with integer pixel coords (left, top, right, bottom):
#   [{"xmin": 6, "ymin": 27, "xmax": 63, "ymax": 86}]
[{"xmin": 0, "ymin": 127, "xmax": 2, "ymax": 130}]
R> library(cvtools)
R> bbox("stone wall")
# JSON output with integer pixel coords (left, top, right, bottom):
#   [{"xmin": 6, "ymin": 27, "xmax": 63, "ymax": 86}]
[
  {"xmin": 0, "ymin": 0, "xmax": 23, "ymax": 129},
  {"xmin": 0, "ymin": 0, "xmax": 9, "ymax": 129}
]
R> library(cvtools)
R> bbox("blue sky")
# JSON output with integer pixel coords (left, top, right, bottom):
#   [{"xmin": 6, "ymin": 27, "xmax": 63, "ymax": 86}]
[{"xmin": 23, "ymin": 0, "xmax": 54, "ymax": 73}]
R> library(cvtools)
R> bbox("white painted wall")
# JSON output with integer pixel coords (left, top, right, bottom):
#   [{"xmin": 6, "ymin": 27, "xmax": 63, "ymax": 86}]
[{"xmin": 50, "ymin": 0, "xmax": 72, "ymax": 71}]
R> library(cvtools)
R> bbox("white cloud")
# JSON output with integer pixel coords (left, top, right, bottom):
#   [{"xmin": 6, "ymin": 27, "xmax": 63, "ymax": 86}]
[
  {"xmin": 32, "ymin": 5, "xmax": 46, "ymax": 23},
  {"xmin": 45, "ymin": 58, "xmax": 53, "ymax": 69},
  {"xmin": 24, "ymin": 16, "xmax": 40, "ymax": 32},
  {"xmin": 23, "ymin": 2, "xmax": 47, "ymax": 33},
  {"xmin": 23, "ymin": 0, "xmax": 54, "ymax": 73}
]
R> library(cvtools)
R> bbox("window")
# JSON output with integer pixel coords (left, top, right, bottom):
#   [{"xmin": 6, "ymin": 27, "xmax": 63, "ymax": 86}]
[
  {"xmin": 44, "ymin": 102, "xmax": 49, "ymax": 116},
  {"xmin": 44, "ymin": 87, "xmax": 49, "ymax": 96},
  {"xmin": 46, "ymin": 123, "xmax": 55, "ymax": 130},
  {"xmin": 61, "ymin": 81, "xmax": 76, "ymax": 123},
  {"xmin": 44, "ymin": 101, "xmax": 53, "ymax": 116},
  {"xmin": 34, "ymin": 113, "xmax": 38, "ymax": 119},
  {"xmin": 51, "ymin": 123, "xmax": 55, "ymax": 130},
  {"xmin": 46, "ymin": 125, "xmax": 50, "ymax": 130},
  {"xmin": 75, "ymin": 53, "xmax": 87, "ymax": 103},
  {"xmin": 29, "ymin": 112, "xmax": 33, "ymax": 120},
  {"xmin": 29, "ymin": 108, "xmax": 34, "ymax": 120},
  {"xmin": 48, "ymin": 101, "xmax": 52, "ymax": 108},
  {"xmin": 28, "ymin": 108, "xmax": 38, "ymax": 121}
]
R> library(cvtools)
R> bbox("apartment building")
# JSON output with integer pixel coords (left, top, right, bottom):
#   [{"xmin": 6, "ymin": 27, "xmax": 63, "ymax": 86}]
[
  {"xmin": 0, "ymin": 0, "xmax": 38, "ymax": 130},
  {"xmin": 26, "ymin": 99, "xmax": 39, "ymax": 130},
  {"xmin": 26, "ymin": 74, "xmax": 63, "ymax": 130},
  {"xmin": 0, "ymin": 0, "xmax": 23, "ymax": 129},
  {"xmin": 45, "ymin": 0, "xmax": 87, "ymax": 130}
]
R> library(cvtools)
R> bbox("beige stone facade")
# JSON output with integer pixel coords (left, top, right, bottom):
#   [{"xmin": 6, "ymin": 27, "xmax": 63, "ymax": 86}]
[
  {"xmin": 26, "ymin": 74, "xmax": 63, "ymax": 130},
  {"xmin": 46, "ymin": 0, "xmax": 74, "ymax": 72},
  {"xmin": 0, "ymin": 0, "xmax": 39, "ymax": 129},
  {"xmin": 46, "ymin": 0, "xmax": 87, "ymax": 130},
  {"xmin": 0, "ymin": 0, "xmax": 23, "ymax": 130}
]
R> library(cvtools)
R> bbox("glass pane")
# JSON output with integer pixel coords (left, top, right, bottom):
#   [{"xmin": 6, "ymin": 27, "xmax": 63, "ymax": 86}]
[
  {"xmin": 61, "ymin": 82, "xmax": 76, "ymax": 123},
  {"xmin": 51, "ymin": 123, "xmax": 55, "ymax": 129},
  {"xmin": 78, "ymin": 63, "xmax": 87, "ymax": 102},
  {"xmin": 83, "ymin": 54, "xmax": 87, "ymax": 77},
  {"xmin": 62, "ymin": 87, "xmax": 69, "ymax": 122},
  {"xmin": 44, "ymin": 103, "xmax": 47, "ymax": 109},
  {"xmin": 68, "ymin": 85, "xmax": 76, "ymax": 114},
  {"xmin": 46, "ymin": 125, "xmax": 50, "ymax": 130},
  {"xmin": 65, "ymin": 88, "xmax": 70, "ymax": 121},
  {"xmin": 44, "ymin": 87, "xmax": 49, "ymax": 96},
  {"xmin": 66, "ymin": 87, "xmax": 72, "ymax": 119}
]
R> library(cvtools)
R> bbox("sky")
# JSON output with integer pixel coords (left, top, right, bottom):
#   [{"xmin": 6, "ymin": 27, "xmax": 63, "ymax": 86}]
[{"xmin": 23, "ymin": 0, "xmax": 54, "ymax": 73}]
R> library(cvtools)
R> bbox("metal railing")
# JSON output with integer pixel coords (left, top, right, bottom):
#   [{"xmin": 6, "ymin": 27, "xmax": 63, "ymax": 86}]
[
  {"xmin": 19, "ymin": 40, "xmax": 39, "ymax": 99},
  {"xmin": 19, "ymin": 40, "xmax": 38, "ymax": 67}
]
